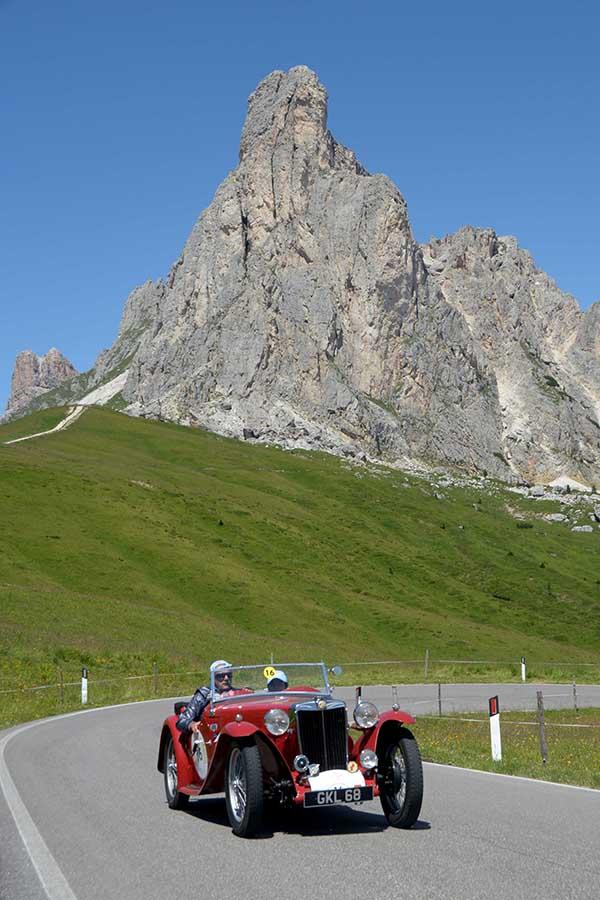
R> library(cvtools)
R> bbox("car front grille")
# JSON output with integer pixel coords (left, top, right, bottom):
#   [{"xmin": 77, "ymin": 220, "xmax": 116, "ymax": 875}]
[{"xmin": 296, "ymin": 703, "xmax": 348, "ymax": 771}]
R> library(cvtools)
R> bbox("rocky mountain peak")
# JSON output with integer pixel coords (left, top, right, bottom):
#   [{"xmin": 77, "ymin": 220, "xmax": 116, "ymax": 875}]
[
  {"xmin": 239, "ymin": 66, "xmax": 328, "ymax": 164},
  {"xmin": 6, "ymin": 67, "xmax": 600, "ymax": 486},
  {"xmin": 4, "ymin": 348, "xmax": 77, "ymax": 419}
]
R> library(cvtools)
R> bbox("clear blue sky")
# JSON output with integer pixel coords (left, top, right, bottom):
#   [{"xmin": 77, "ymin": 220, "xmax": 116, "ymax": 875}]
[{"xmin": 1, "ymin": 0, "xmax": 598, "ymax": 411}]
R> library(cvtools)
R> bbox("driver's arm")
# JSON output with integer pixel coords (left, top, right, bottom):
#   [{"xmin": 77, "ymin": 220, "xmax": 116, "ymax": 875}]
[{"xmin": 176, "ymin": 686, "xmax": 211, "ymax": 732}]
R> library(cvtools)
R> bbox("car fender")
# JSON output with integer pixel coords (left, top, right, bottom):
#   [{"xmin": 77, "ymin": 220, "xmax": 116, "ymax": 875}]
[
  {"xmin": 201, "ymin": 724, "xmax": 291, "ymax": 793},
  {"xmin": 157, "ymin": 719, "xmax": 174, "ymax": 772},
  {"xmin": 157, "ymin": 718, "xmax": 197, "ymax": 787},
  {"xmin": 352, "ymin": 710, "xmax": 416, "ymax": 758},
  {"xmin": 221, "ymin": 721, "xmax": 259, "ymax": 739}
]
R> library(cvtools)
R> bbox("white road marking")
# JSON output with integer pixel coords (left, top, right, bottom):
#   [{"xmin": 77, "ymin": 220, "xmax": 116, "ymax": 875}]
[
  {"xmin": 0, "ymin": 698, "xmax": 176, "ymax": 900},
  {"xmin": 425, "ymin": 761, "xmax": 600, "ymax": 793},
  {"xmin": 0, "ymin": 722, "xmax": 78, "ymax": 900}
]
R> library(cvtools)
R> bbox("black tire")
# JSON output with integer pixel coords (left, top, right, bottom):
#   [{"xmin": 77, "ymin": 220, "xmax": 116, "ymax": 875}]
[
  {"xmin": 379, "ymin": 729, "xmax": 423, "ymax": 828},
  {"xmin": 163, "ymin": 735, "xmax": 189, "ymax": 810},
  {"xmin": 225, "ymin": 742, "xmax": 264, "ymax": 837}
]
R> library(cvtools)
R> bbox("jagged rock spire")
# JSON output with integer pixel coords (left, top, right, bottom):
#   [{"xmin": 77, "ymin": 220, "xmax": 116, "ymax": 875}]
[{"xmin": 5, "ymin": 348, "xmax": 77, "ymax": 418}]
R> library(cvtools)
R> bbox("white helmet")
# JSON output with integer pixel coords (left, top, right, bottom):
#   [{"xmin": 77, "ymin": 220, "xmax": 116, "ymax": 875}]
[
  {"xmin": 267, "ymin": 669, "xmax": 288, "ymax": 690},
  {"xmin": 210, "ymin": 659, "xmax": 232, "ymax": 673}
]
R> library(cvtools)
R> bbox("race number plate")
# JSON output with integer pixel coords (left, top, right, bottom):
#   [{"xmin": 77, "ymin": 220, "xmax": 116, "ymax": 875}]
[{"xmin": 304, "ymin": 786, "xmax": 373, "ymax": 807}]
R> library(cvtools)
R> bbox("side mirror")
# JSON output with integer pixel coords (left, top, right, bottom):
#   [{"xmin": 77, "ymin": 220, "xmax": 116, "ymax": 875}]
[{"xmin": 330, "ymin": 665, "xmax": 343, "ymax": 676}]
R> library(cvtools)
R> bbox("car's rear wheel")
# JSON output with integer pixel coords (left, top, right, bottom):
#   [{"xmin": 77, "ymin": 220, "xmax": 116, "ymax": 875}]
[
  {"xmin": 225, "ymin": 742, "xmax": 264, "ymax": 837},
  {"xmin": 379, "ymin": 729, "xmax": 423, "ymax": 828},
  {"xmin": 163, "ymin": 734, "xmax": 189, "ymax": 810}
]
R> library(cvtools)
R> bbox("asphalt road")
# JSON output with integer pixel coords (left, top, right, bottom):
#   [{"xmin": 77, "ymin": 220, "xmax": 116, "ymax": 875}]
[{"xmin": 1, "ymin": 695, "xmax": 599, "ymax": 900}]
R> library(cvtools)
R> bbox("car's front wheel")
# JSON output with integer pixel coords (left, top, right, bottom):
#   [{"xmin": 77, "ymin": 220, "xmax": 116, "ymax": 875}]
[
  {"xmin": 378, "ymin": 728, "xmax": 423, "ymax": 828},
  {"xmin": 163, "ymin": 734, "xmax": 189, "ymax": 810},
  {"xmin": 225, "ymin": 742, "xmax": 264, "ymax": 837}
]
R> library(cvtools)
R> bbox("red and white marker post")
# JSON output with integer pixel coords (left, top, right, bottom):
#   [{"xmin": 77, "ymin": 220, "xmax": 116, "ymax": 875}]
[
  {"xmin": 81, "ymin": 667, "xmax": 88, "ymax": 705},
  {"xmin": 489, "ymin": 695, "xmax": 502, "ymax": 761}
]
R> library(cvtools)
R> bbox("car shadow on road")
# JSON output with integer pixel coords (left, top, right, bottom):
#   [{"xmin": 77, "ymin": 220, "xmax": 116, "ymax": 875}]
[
  {"xmin": 184, "ymin": 797, "xmax": 430, "ymax": 839},
  {"xmin": 184, "ymin": 796, "xmax": 276, "ymax": 839},
  {"xmin": 185, "ymin": 796, "xmax": 230, "ymax": 827},
  {"xmin": 280, "ymin": 807, "xmax": 431, "ymax": 837}
]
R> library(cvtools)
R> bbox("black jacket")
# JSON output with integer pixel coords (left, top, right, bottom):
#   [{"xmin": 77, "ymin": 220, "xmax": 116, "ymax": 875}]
[{"xmin": 176, "ymin": 686, "xmax": 211, "ymax": 732}]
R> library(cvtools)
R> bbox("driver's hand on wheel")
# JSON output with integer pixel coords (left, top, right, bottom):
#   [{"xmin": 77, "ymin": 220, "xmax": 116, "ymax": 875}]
[{"xmin": 190, "ymin": 721, "xmax": 202, "ymax": 733}]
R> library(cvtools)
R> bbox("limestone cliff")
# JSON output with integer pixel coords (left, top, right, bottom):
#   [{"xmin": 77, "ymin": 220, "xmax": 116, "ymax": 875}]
[{"xmin": 422, "ymin": 228, "xmax": 600, "ymax": 482}]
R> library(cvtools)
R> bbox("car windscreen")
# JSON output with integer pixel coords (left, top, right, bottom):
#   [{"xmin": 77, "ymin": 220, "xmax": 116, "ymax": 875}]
[{"xmin": 211, "ymin": 663, "xmax": 331, "ymax": 700}]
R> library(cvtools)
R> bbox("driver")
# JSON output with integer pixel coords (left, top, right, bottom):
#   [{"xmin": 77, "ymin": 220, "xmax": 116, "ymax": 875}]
[{"xmin": 176, "ymin": 659, "xmax": 235, "ymax": 734}]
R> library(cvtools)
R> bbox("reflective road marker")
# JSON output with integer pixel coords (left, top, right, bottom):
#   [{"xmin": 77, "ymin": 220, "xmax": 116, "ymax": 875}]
[
  {"xmin": 81, "ymin": 668, "xmax": 88, "ymax": 705},
  {"xmin": 489, "ymin": 695, "xmax": 502, "ymax": 761}
]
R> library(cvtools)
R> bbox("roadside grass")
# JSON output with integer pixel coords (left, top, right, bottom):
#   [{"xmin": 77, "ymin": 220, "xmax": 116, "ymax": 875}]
[
  {"xmin": 415, "ymin": 708, "xmax": 600, "ymax": 790},
  {"xmin": 1, "ymin": 406, "xmax": 600, "ymax": 730},
  {"xmin": 0, "ymin": 670, "xmax": 203, "ymax": 731}
]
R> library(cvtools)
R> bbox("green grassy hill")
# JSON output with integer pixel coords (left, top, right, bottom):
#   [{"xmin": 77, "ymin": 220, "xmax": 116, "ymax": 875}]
[{"xmin": 1, "ymin": 407, "xmax": 599, "ymax": 690}]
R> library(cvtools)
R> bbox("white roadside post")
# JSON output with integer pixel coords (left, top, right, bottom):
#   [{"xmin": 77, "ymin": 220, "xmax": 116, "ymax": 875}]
[
  {"xmin": 520, "ymin": 656, "xmax": 526, "ymax": 683},
  {"xmin": 81, "ymin": 667, "xmax": 88, "ymax": 705},
  {"xmin": 489, "ymin": 695, "xmax": 502, "ymax": 762}
]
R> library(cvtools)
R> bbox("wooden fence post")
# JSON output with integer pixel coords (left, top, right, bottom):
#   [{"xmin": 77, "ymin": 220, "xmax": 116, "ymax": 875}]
[
  {"xmin": 424, "ymin": 649, "xmax": 430, "ymax": 680},
  {"xmin": 536, "ymin": 689, "xmax": 548, "ymax": 764},
  {"xmin": 153, "ymin": 662, "xmax": 158, "ymax": 696},
  {"xmin": 438, "ymin": 682, "xmax": 442, "ymax": 717},
  {"xmin": 572, "ymin": 681, "xmax": 578, "ymax": 712},
  {"xmin": 59, "ymin": 668, "xmax": 65, "ymax": 707}
]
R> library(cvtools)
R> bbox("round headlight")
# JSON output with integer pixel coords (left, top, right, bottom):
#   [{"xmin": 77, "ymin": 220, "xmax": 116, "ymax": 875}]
[
  {"xmin": 359, "ymin": 749, "xmax": 378, "ymax": 770},
  {"xmin": 353, "ymin": 701, "xmax": 379, "ymax": 729},
  {"xmin": 293, "ymin": 754, "xmax": 310, "ymax": 773},
  {"xmin": 264, "ymin": 708, "xmax": 289, "ymax": 736}
]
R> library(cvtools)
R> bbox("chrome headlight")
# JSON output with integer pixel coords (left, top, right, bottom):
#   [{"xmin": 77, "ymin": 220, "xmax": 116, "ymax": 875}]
[
  {"xmin": 264, "ymin": 708, "xmax": 289, "ymax": 736},
  {"xmin": 293, "ymin": 754, "xmax": 310, "ymax": 773},
  {"xmin": 353, "ymin": 701, "xmax": 379, "ymax": 729},
  {"xmin": 359, "ymin": 749, "xmax": 378, "ymax": 770}
]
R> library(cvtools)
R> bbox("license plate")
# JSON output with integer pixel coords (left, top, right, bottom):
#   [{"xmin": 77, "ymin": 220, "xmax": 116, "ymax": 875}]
[{"xmin": 304, "ymin": 786, "xmax": 373, "ymax": 807}]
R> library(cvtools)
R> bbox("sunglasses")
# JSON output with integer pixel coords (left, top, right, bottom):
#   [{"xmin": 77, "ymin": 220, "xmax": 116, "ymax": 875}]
[{"xmin": 215, "ymin": 672, "xmax": 232, "ymax": 680}]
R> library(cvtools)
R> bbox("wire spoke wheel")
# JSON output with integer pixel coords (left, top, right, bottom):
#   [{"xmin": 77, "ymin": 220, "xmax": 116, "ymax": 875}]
[
  {"xmin": 166, "ymin": 744, "xmax": 178, "ymax": 795},
  {"xmin": 163, "ymin": 734, "xmax": 188, "ymax": 810},
  {"xmin": 225, "ymin": 743, "xmax": 264, "ymax": 837},
  {"xmin": 228, "ymin": 748, "xmax": 248, "ymax": 822},
  {"xmin": 379, "ymin": 729, "xmax": 423, "ymax": 829}
]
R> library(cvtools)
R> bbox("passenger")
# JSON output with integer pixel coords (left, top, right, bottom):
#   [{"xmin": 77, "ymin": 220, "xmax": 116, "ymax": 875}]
[
  {"xmin": 267, "ymin": 669, "xmax": 289, "ymax": 692},
  {"xmin": 176, "ymin": 659, "xmax": 235, "ymax": 734}
]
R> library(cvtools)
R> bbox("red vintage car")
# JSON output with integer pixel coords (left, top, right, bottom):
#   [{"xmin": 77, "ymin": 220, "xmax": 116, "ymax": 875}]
[{"xmin": 157, "ymin": 662, "xmax": 423, "ymax": 837}]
